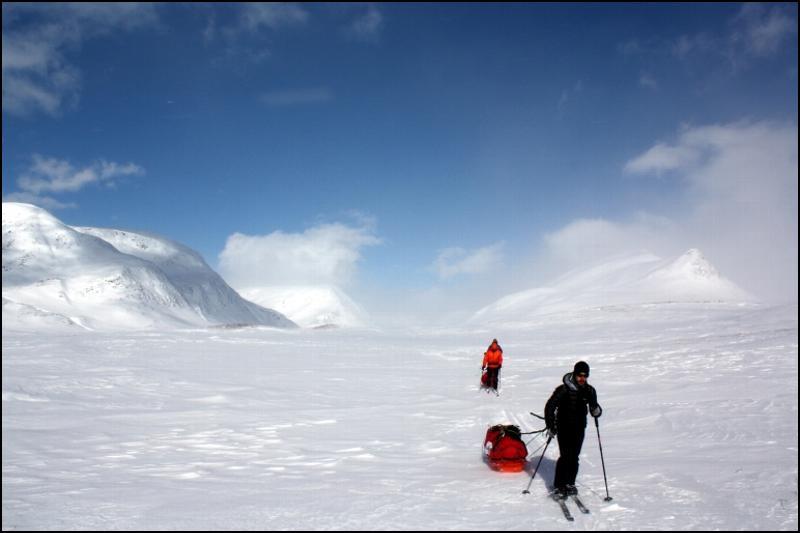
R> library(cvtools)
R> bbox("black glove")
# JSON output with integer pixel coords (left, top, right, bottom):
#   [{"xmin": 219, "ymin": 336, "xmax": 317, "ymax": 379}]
[
  {"xmin": 546, "ymin": 427, "xmax": 557, "ymax": 439},
  {"xmin": 591, "ymin": 405, "xmax": 602, "ymax": 418}
]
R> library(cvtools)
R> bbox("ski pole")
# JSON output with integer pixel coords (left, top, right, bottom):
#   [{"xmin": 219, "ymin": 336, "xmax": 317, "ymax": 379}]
[
  {"xmin": 522, "ymin": 434, "xmax": 552, "ymax": 494},
  {"xmin": 594, "ymin": 417, "xmax": 613, "ymax": 502}
]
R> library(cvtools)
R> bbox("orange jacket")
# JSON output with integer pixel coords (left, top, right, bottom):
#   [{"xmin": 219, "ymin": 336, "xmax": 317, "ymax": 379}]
[{"xmin": 483, "ymin": 346, "xmax": 503, "ymax": 368}]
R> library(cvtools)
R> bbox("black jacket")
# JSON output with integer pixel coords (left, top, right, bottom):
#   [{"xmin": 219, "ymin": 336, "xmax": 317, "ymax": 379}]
[{"xmin": 545, "ymin": 372, "xmax": 601, "ymax": 433}]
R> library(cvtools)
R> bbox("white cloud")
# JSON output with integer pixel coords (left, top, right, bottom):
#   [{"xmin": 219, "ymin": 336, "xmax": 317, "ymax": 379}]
[
  {"xmin": 2, "ymin": 3, "xmax": 159, "ymax": 117},
  {"xmin": 4, "ymin": 155, "xmax": 145, "ymax": 209},
  {"xmin": 218, "ymin": 222, "xmax": 381, "ymax": 289},
  {"xmin": 617, "ymin": 121, "xmax": 797, "ymax": 301},
  {"xmin": 624, "ymin": 139, "xmax": 701, "ymax": 175},
  {"xmin": 1, "ymin": 30, "xmax": 82, "ymax": 116},
  {"xmin": 542, "ymin": 215, "xmax": 679, "ymax": 272},
  {"xmin": 523, "ymin": 121, "xmax": 797, "ymax": 304},
  {"xmin": 17, "ymin": 155, "xmax": 144, "ymax": 195},
  {"xmin": 432, "ymin": 243, "xmax": 505, "ymax": 280}
]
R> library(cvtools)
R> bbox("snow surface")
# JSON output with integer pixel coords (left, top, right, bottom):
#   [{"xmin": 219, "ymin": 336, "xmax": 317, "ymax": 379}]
[
  {"xmin": 3, "ymin": 302, "xmax": 797, "ymax": 530},
  {"xmin": 2, "ymin": 203, "xmax": 295, "ymax": 330}
]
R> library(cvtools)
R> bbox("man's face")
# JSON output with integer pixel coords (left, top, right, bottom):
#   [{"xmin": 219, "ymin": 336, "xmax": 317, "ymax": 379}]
[{"xmin": 575, "ymin": 373, "xmax": 588, "ymax": 386}]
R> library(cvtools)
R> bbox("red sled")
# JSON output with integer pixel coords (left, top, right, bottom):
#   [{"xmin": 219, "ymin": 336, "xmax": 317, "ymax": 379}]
[
  {"xmin": 480, "ymin": 369, "xmax": 500, "ymax": 390},
  {"xmin": 483, "ymin": 424, "xmax": 528, "ymax": 472}
]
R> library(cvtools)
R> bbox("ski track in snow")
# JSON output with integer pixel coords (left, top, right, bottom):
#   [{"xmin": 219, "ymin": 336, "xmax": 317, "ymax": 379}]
[{"xmin": 2, "ymin": 304, "xmax": 798, "ymax": 530}]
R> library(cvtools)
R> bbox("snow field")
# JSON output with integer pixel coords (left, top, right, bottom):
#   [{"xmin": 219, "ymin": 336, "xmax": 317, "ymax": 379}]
[{"xmin": 3, "ymin": 303, "xmax": 797, "ymax": 530}]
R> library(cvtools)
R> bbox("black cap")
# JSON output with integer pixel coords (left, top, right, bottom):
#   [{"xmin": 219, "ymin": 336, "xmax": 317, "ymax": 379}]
[{"xmin": 573, "ymin": 361, "xmax": 590, "ymax": 376}]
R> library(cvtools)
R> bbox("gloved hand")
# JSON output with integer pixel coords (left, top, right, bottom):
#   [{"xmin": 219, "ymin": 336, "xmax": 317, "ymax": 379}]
[
  {"xmin": 547, "ymin": 427, "xmax": 557, "ymax": 439},
  {"xmin": 591, "ymin": 405, "xmax": 602, "ymax": 418},
  {"xmin": 481, "ymin": 366, "xmax": 485, "ymax": 371}
]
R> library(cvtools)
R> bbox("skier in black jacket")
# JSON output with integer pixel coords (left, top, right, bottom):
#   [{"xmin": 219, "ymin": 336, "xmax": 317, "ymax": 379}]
[{"xmin": 544, "ymin": 361, "xmax": 602, "ymax": 500}]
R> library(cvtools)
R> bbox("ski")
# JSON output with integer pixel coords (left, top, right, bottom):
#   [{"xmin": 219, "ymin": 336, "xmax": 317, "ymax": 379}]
[
  {"xmin": 552, "ymin": 495, "xmax": 574, "ymax": 522},
  {"xmin": 571, "ymin": 495, "xmax": 590, "ymax": 514}
]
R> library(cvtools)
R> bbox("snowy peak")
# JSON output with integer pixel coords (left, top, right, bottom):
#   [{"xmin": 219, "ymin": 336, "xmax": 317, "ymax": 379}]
[
  {"xmin": 472, "ymin": 249, "xmax": 753, "ymax": 324},
  {"xmin": 652, "ymin": 248, "xmax": 719, "ymax": 281},
  {"xmin": 3, "ymin": 203, "xmax": 123, "ymax": 276},
  {"xmin": 72, "ymin": 226, "xmax": 296, "ymax": 328},
  {"xmin": 239, "ymin": 285, "xmax": 367, "ymax": 328},
  {"xmin": 2, "ymin": 202, "xmax": 296, "ymax": 331},
  {"xmin": 74, "ymin": 227, "xmax": 208, "ymax": 273},
  {"xmin": 4, "ymin": 201, "xmax": 61, "ymax": 229}
]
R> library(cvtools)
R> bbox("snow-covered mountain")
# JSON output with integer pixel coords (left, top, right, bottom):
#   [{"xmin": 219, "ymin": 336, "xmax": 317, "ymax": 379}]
[
  {"xmin": 472, "ymin": 249, "xmax": 753, "ymax": 324},
  {"xmin": 238, "ymin": 285, "xmax": 367, "ymax": 328},
  {"xmin": 2, "ymin": 203, "xmax": 296, "ymax": 330}
]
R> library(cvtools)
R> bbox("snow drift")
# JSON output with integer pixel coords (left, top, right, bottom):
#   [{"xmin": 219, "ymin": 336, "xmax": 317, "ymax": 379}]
[{"xmin": 2, "ymin": 202, "xmax": 296, "ymax": 330}]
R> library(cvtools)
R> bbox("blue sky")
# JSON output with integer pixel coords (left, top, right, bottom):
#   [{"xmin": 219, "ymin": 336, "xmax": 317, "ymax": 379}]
[{"xmin": 3, "ymin": 3, "xmax": 798, "ymax": 314}]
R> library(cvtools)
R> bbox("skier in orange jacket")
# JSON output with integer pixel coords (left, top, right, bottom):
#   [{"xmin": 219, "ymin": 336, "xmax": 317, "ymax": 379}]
[{"xmin": 482, "ymin": 339, "xmax": 503, "ymax": 390}]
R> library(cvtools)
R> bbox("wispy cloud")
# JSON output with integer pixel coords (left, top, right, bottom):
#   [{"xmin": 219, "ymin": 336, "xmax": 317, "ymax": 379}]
[
  {"xmin": 618, "ymin": 121, "xmax": 797, "ymax": 301},
  {"xmin": 18, "ymin": 155, "xmax": 144, "ymax": 194},
  {"xmin": 204, "ymin": 4, "xmax": 383, "ymax": 67},
  {"xmin": 3, "ymin": 155, "xmax": 145, "ymax": 209},
  {"xmin": 557, "ymin": 80, "xmax": 583, "ymax": 113},
  {"xmin": 2, "ymin": 3, "xmax": 159, "ymax": 117},
  {"xmin": 619, "ymin": 4, "xmax": 796, "ymax": 85},
  {"xmin": 203, "ymin": 3, "xmax": 308, "ymax": 66},
  {"xmin": 1, "ymin": 191, "xmax": 77, "ymax": 211},
  {"xmin": 259, "ymin": 87, "xmax": 333, "ymax": 107},
  {"xmin": 432, "ymin": 243, "xmax": 505, "ymax": 280},
  {"xmin": 730, "ymin": 3, "xmax": 797, "ymax": 58},
  {"xmin": 524, "ymin": 121, "xmax": 797, "ymax": 303},
  {"xmin": 541, "ymin": 215, "xmax": 679, "ymax": 272},
  {"xmin": 238, "ymin": 3, "xmax": 309, "ymax": 33},
  {"xmin": 343, "ymin": 4, "xmax": 383, "ymax": 43},
  {"xmin": 670, "ymin": 32, "xmax": 717, "ymax": 60},
  {"xmin": 219, "ymin": 221, "xmax": 381, "ymax": 289},
  {"xmin": 638, "ymin": 72, "xmax": 658, "ymax": 90},
  {"xmin": 624, "ymin": 138, "xmax": 701, "ymax": 175},
  {"xmin": 678, "ymin": 3, "xmax": 798, "ymax": 64}
]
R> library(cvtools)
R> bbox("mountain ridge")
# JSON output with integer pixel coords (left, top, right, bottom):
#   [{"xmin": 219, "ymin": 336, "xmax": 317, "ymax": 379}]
[
  {"xmin": 472, "ymin": 249, "xmax": 754, "ymax": 324},
  {"xmin": 2, "ymin": 202, "xmax": 296, "ymax": 331}
]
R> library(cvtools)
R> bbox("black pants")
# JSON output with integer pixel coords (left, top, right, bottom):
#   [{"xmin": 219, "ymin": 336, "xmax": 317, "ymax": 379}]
[
  {"xmin": 553, "ymin": 427, "xmax": 585, "ymax": 490},
  {"xmin": 486, "ymin": 367, "xmax": 500, "ymax": 389}
]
